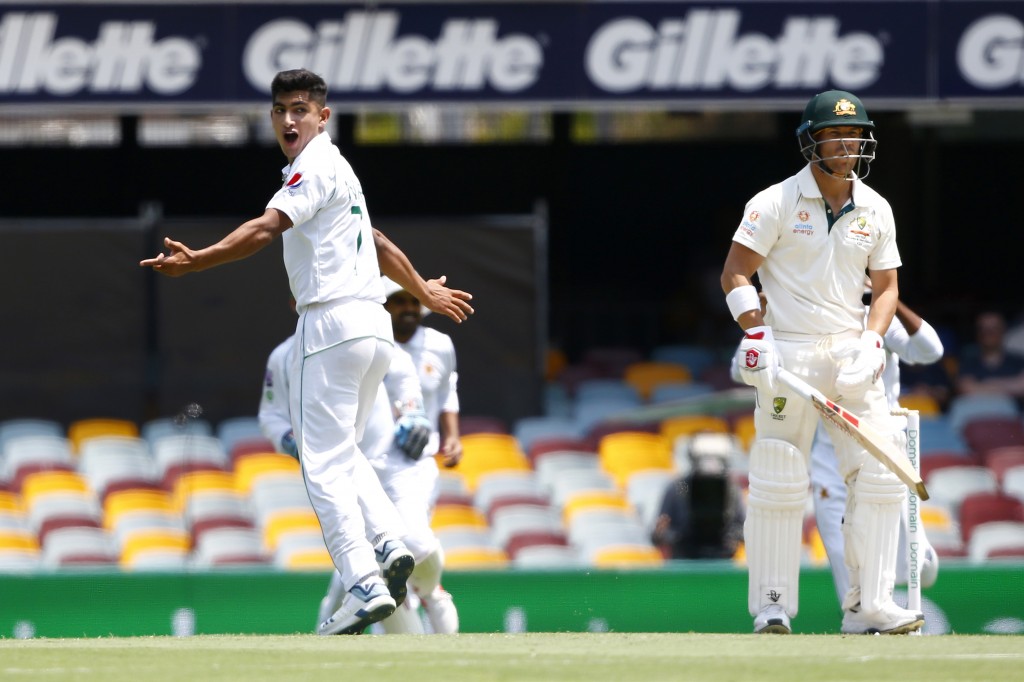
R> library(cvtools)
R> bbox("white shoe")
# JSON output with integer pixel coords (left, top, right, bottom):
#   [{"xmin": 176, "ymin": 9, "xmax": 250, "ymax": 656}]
[
  {"xmin": 841, "ymin": 601, "xmax": 924, "ymax": 635},
  {"xmin": 374, "ymin": 539, "xmax": 416, "ymax": 608},
  {"xmin": 753, "ymin": 604, "xmax": 791, "ymax": 634},
  {"xmin": 318, "ymin": 581, "xmax": 396, "ymax": 636},
  {"xmin": 423, "ymin": 588, "xmax": 459, "ymax": 634},
  {"xmin": 921, "ymin": 545, "xmax": 939, "ymax": 589}
]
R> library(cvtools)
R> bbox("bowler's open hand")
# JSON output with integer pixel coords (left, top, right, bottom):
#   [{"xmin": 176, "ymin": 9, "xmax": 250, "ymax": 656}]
[
  {"xmin": 423, "ymin": 275, "xmax": 475, "ymax": 323},
  {"xmin": 140, "ymin": 237, "xmax": 197, "ymax": 277}
]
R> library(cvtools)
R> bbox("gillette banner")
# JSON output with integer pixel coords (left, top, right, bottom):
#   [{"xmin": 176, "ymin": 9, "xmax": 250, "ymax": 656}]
[{"xmin": 0, "ymin": 1, "xmax": 1022, "ymax": 108}]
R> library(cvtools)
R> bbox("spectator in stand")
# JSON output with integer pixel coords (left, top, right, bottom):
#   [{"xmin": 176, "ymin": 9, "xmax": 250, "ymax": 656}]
[{"xmin": 955, "ymin": 311, "xmax": 1024, "ymax": 406}]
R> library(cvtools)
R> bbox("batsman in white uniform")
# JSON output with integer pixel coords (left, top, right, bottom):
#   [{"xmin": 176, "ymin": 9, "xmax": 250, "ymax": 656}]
[
  {"xmin": 141, "ymin": 68, "xmax": 473, "ymax": 636},
  {"xmin": 720, "ymin": 90, "xmax": 924, "ymax": 635},
  {"xmin": 811, "ymin": 297, "xmax": 943, "ymax": 604}
]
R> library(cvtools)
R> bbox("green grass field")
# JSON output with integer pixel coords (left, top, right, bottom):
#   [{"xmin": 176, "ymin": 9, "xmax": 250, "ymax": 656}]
[{"xmin": 1, "ymin": 633, "xmax": 1021, "ymax": 682}]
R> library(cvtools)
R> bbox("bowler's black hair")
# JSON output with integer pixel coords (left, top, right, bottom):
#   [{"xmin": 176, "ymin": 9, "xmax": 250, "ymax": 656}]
[{"xmin": 271, "ymin": 69, "xmax": 327, "ymax": 108}]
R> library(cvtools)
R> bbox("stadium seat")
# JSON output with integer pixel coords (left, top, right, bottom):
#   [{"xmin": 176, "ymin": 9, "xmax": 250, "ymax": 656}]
[
  {"xmin": 20, "ymin": 470, "xmax": 90, "ymax": 507},
  {"xmin": 543, "ymin": 382, "xmax": 573, "ymax": 419},
  {"xmin": 1003, "ymin": 466, "xmax": 1024, "ymax": 504},
  {"xmin": 918, "ymin": 416, "xmax": 970, "ymax": 456},
  {"xmin": 921, "ymin": 452, "xmax": 977, "ymax": 482},
  {"xmin": 575, "ymin": 379, "xmax": 642, "ymax": 405},
  {"xmin": 504, "ymin": 530, "xmax": 570, "ymax": 561},
  {"xmin": 112, "ymin": 510, "xmax": 187, "ymax": 554},
  {"xmin": 490, "ymin": 504, "xmax": 564, "ymax": 549},
  {"xmin": 435, "ymin": 526, "xmax": 499, "ymax": 554},
  {"xmin": 119, "ymin": 528, "xmax": 190, "ymax": 568},
  {"xmin": 233, "ymin": 452, "xmax": 301, "ymax": 495},
  {"xmin": 958, "ymin": 492, "xmax": 1024, "ymax": 543},
  {"xmin": 597, "ymin": 431, "xmax": 672, "ymax": 488},
  {"xmin": 192, "ymin": 527, "xmax": 267, "ymax": 568},
  {"xmin": 512, "ymin": 543, "xmax": 583, "ymax": 568},
  {"xmin": 919, "ymin": 503, "xmax": 963, "ymax": 557},
  {"xmin": 141, "ymin": 416, "xmax": 213, "ymax": 446},
  {"xmin": 2, "ymin": 435, "xmax": 73, "ymax": 485},
  {"xmin": 442, "ymin": 546, "xmax": 509, "ymax": 569},
  {"xmin": 649, "ymin": 344, "xmax": 717, "ymax": 379},
  {"xmin": 430, "ymin": 504, "xmax": 489, "ymax": 531},
  {"xmin": 25, "ymin": 491, "xmax": 103, "ymax": 537},
  {"xmin": 967, "ymin": 521, "xmax": 1024, "ymax": 563},
  {"xmin": 261, "ymin": 508, "xmax": 322, "ymax": 553},
  {"xmin": 549, "ymin": 469, "xmax": 618, "ymax": 508},
  {"xmin": 447, "ymin": 434, "xmax": 531, "ymax": 492},
  {"xmin": 103, "ymin": 489, "xmax": 176, "ymax": 530},
  {"xmin": 962, "ymin": 417, "xmax": 1024, "ymax": 459},
  {"xmin": 573, "ymin": 398, "xmax": 641, "ymax": 433},
  {"xmin": 623, "ymin": 361, "xmax": 693, "ymax": 401},
  {"xmin": 926, "ymin": 465, "xmax": 998, "ymax": 511},
  {"xmin": 589, "ymin": 543, "xmax": 665, "ymax": 568},
  {"xmin": 984, "ymin": 446, "xmax": 1024, "ymax": 485},
  {"xmin": 896, "ymin": 393, "xmax": 941, "ymax": 417},
  {"xmin": 273, "ymin": 531, "xmax": 332, "ymax": 571},
  {"xmin": 948, "ymin": 394, "xmax": 1019, "ymax": 433},
  {"xmin": 40, "ymin": 526, "xmax": 117, "ymax": 568},
  {"xmin": 67, "ymin": 418, "xmax": 139, "ymax": 453},
  {"xmin": 660, "ymin": 415, "xmax": 730, "ymax": 445},
  {"xmin": 514, "ymin": 416, "xmax": 586, "ymax": 454},
  {"xmin": 78, "ymin": 436, "xmax": 156, "ymax": 498},
  {"xmin": 171, "ymin": 470, "xmax": 237, "ymax": 511},
  {"xmin": 229, "ymin": 438, "xmax": 279, "ymax": 465},
  {"xmin": 649, "ymin": 382, "xmax": 715, "ymax": 404},
  {"xmin": 152, "ymin": 434, "xmax": 229, "ymax": 478},
  {"xmin": 562, "ymin": 491, "xmax": 635, "ymax": 527},
  {"xmin": 0, "ymin": 547, "xmax": 40, "ymax": 572},
  {"xmin": 215, "ymin": 416, "xmax": 265, "ymax": 454},
  {"xmin": 472, "ymin": 471, "xmax": 545, "ymax": 515},
  {"xmin": 249, "ymin": 475, "xmax": 314, "ymax": 523},
  {"xmin": 625, "ymin": 469, "xmax": 675, "ymax": 532},
  {"xmin": 534, "ymin": 450, "xmax": 601, "ymax": 495},
  {"xmin": 0, "ymin": 418, "xmax": 63, "ymax": 453},
  {"xmin": 567, "ymin": 509, "xmax": 650, "ymax": 554}
]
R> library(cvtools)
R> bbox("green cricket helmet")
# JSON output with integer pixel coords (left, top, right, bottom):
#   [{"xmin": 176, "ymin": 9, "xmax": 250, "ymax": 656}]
[{"xmin": 796, "ymin": 90, "xmax": 877, "ymax": 180}]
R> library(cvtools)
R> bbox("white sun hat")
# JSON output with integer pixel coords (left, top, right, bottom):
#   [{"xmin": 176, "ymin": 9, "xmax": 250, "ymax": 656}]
[{"xmin": 381, "ymin": 276, "xmax": 431, "ymax": 317}]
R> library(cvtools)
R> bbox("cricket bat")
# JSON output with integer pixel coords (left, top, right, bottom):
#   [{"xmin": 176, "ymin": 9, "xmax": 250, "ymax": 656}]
[{"xmin": 776, "ymin": 368, "xmax": 929, "ymax": 500}]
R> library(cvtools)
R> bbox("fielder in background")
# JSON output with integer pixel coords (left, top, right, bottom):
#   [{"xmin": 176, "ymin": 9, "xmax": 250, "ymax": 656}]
[
  {"xmin": 141, "ymin": 68, "xmax": 473, "ymax": 636},
  {"xmin": 720, "ymin": 89, "xmax": 924, "ymax": 635},
  {"xmin": 260, "ymin": 326, "xmax": 455, "ymax": 634},
  {"xmin": 811, "ymin": 293, "xmax": 943, "ymax": 607}
]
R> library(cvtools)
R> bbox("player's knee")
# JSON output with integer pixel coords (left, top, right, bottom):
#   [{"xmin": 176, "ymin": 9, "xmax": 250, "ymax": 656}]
[
  {"xmin": 748, "ymin": 439, "xmax": 809, "ymax": 510},
  {"xmin": 853, "ymin": 458, "xmax": 905, "ymax": 504}
]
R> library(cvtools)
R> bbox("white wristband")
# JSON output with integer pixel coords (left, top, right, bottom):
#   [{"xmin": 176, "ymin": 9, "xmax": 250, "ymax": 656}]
[{"xmin": 726, "ymin": 285, "xmax": 760, "ymax": 321}]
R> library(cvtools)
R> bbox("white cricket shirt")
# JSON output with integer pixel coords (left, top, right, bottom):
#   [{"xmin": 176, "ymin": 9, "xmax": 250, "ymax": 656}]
[
  {"xmin": 398, "ymin": 326, "xmax": 459, "ymax": 457},
  {"xmin": 732, "ymin": 164, "xmax": 902, "ymax": 336},
  {"xmin": 267, "ymin": 132, "xmax": 389, "ymax": 353}
]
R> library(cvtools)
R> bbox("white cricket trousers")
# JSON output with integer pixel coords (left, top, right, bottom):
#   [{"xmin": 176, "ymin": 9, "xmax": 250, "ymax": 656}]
[{"xmin": 293, "ymin": 334, "xmax": 407, "ymax": 591}]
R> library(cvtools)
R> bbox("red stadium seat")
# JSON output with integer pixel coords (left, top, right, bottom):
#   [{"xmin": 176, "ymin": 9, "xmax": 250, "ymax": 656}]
[{"xmin": 959, "ymin": 492, "xmax": 1024, "ymax": 543}]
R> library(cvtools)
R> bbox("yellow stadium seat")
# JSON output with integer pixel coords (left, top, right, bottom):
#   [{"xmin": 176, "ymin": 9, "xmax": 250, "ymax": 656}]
[
  {"xmin": 68, "ymin": 418, "xmax": 139, "ymax": 454},
  {"xmin": 597, "ymin": 432, "xmax": 672, "ymax": 488},
  {"xmin": 803, "ymin": 526, "xmax": 829, "ymax": 566},
  {"xmin": 431, "ymin": 504, "xmax": 489, "ymax": 530},
  {"xmin": 119, "ymin": 529, "xmax": 190, "ymax": 567},
  {"xmin": 732, "ymin": 541, "xmax": 746, "ymax": 565},
  {"xmin": 443, "ymin": 546, "xmax": 509, "ymax": 569},
  {"xmin": 0, "ymin": 530, "xmax": 39, "ymax": 552},
  {"xmin": 897, "ymin": 393, "xmax": 941, "ymax": 417},
  {"xmin": 562, "ymin": 489, "xmax": 632, "ymax": 524},
  {"xmin": 172, "ymin": 470, "xmax": 236, "ymax": 511},
  {"xmin": 921, "ymin": 505, "xmax": 955, "ymax": 532},
  {"xmin": 104, "ymin": 489, "xmax": 175, "ymax": 529},
  {"xmin": 21, "ymin": 471, "xmax": 90, "ymax": 508},
  {"xmin": 280, "ymin": 547, "xmax": 334, "ymax": 571},
  {"xmin": 234, "ymin": 453, "xmax": 301, "ymax": 495},
  {"xmin": 447, "ymin": 438, "xmax": 531, "ymax": 492},
  {"xmin": 733, "ymin": 414, "xmax": 756, "ymax": 452},
  {"xmin": 0, "ymin": 492, "xmax": 18, "ymax": 511},
  {"xmin": 623, "ymin": 362, "xmax": 692, "ymax": 400},
  {"xmin": 262, "ymin": 509, "xmax": 322, "ymax": 552},
  {"xmin": 591, "ymin": 544, "xmax": 665, "ymax": 568},
  {"xmin": 660, "ymin": 415, "xmax": 730, "ymax": 444}
]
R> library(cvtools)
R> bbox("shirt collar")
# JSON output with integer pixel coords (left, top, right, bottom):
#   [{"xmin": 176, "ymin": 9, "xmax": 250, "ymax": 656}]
[
  {"xmin": 280, "ymin": 131, "xmax": 333, "ymax": 177},
  {"xmin": 797, "ymin": 163, "xmax": 874, "ymax": 207}
]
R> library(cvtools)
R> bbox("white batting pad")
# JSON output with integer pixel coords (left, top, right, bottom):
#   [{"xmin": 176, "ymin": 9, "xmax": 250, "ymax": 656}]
[
  {"xmin": 380, "ymin": 599, "xmax": 426, "ymax": 634},
  {"xmin": 409, "ymin": 546, "xmax": 445, "ymax": 598},
  {"xmin": 745, "ymin": 438, "xmax": 809, "ymax": 617},
  {"xmin": 844, "ymin": 458, "xmax": 904, "ymax": 613}
]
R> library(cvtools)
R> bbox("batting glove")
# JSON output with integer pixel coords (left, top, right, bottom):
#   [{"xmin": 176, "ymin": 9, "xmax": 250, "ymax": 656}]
[
  {"xmin": 395, "ymin": 411, "xmax": 432, "ymax": 460},
  {"xmin": 280, "ymin": 429, "xmax": 299, "ymax": 460},
  {"xmin": 736, "ymin": 325, "xmax": 782, "ymax": 395},
  {"xmin": 835, "ymin": 330, "xmax": 886, "ymax": 398}
]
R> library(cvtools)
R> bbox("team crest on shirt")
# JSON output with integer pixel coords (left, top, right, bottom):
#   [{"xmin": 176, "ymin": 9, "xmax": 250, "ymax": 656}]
[
  {"xmin": 284, "ymin": 172, "xmax": 303, "ymax": 195},
  {"xmin": 846, "ymin": 215, "xmax": 873, "ymax": 245},
  {"xmin": 771, "ymin": 397, "xmax": 787, "ymax": 421}
]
